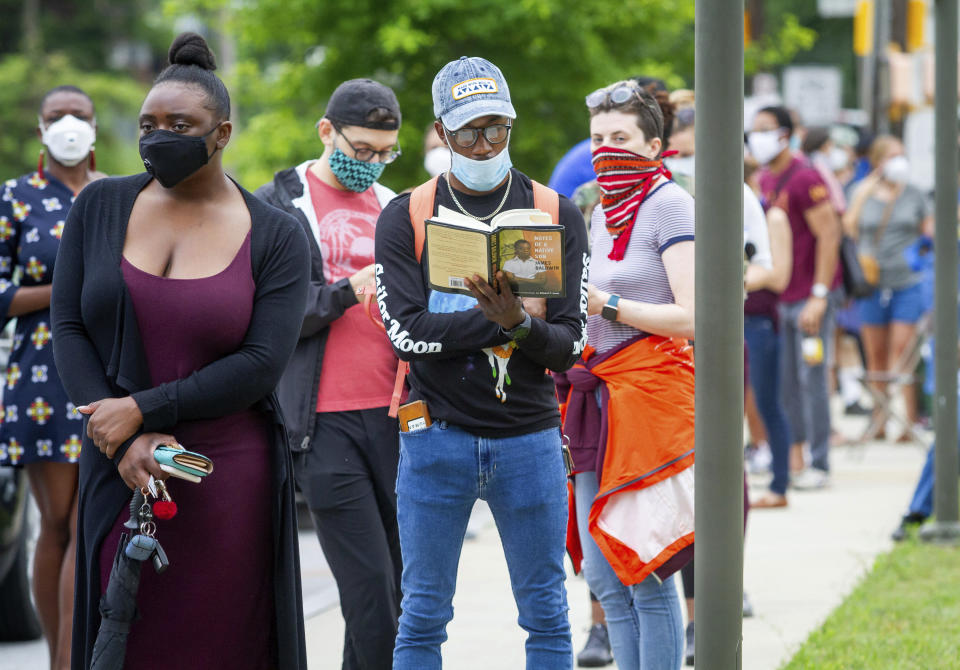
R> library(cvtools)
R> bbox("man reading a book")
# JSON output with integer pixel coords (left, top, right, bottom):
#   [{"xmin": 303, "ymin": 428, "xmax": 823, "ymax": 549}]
[
  {"xmin": 255, "ymin": 78, "xmax": 404, "ymax": 670},
  {"xmin": 374, "ymin": 56, "xmax": 590, "ymax": 669}
]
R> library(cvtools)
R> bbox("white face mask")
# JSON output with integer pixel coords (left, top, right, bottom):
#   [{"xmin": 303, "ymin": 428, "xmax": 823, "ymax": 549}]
[
  {"xmin": 447, "ymin": 139, "xmax": 512, "ymax": 192},
  {"xmin": 40, "ymin": 114, "xmax": 95, "ymax": 166},
  {"xmin": 424, "ymin": 146, "xmax": 451, "ymax": 177},
  {"xmin": 747, "ymin": 129, "xmax": 787, "ymax": 166},
  {"xmin": 828, "ymin": 146, "xmax": 849, "ymax": 172},
  {"xmin": 882, "ymin": 155, "xmax": 910, "ymax": 185},
  {"xmin": 665, "ymin": 155, "xmax": 695, "ymax": 177}
]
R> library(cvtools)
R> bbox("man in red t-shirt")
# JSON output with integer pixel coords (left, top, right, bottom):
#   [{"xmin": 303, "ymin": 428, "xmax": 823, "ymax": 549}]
[
  {"xmin": 256, "ymin": 79, "xmax": 403, "ymax": 670},
  {"xmin": 751, "ymin": 106, "xmax": 843, "ymax": 491}
]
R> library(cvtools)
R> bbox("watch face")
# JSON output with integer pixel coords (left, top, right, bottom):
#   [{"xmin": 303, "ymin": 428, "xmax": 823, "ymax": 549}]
[{"xmin": 511, "ymin": 326, "xmax": 531, "ymax": 341}]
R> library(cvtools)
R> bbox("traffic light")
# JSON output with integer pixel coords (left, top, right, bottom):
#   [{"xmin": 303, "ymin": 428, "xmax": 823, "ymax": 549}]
[
  {"xmin": 907, "ymin": 0, "xmax": 926, "ymax": 51},
  {"xmin": 854, "ymin": 0, "xmax": 874, "ymax": 56}
]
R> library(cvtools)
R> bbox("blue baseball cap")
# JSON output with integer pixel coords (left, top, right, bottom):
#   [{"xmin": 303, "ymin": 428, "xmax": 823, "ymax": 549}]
[{"xmin": 432, "ymin": 57, "xmax": 516, "ymax": 131}]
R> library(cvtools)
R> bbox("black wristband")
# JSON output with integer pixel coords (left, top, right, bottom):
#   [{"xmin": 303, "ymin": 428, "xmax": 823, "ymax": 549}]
[{"xmin": 601, "ymin": 294, "xmax": 620, "ymax": 322}]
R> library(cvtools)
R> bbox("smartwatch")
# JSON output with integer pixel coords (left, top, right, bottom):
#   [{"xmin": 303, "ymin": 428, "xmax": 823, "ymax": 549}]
[
  {"xmin": 811, "ymin": 283, "xmax": 829, "ymax": 299},
  {"xmin": 503, "ymin": 311, "xmax": 532, "ymax": 341},
  {"xmin": 601, "ymin": 294, "xmax": 621, "ymax": 322}
]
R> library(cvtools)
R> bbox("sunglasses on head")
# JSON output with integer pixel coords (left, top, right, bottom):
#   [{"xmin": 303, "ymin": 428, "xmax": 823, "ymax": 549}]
[{"xmin": 585, "ymin": 85, "xmax": 644, "ymax": 109}]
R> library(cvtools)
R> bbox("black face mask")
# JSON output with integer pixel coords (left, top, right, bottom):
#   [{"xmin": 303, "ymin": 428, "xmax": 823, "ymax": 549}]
[{"xmin": 139, "ymin": 123, "xmax": 221, "ymax": 188}]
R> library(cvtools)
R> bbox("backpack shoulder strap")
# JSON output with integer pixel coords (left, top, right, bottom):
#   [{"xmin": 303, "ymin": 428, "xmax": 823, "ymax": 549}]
[
  {"xmin": 531, "ymin": 179, "xmax": 560, "ymax": 226},
  {"xmin": 391, "ymin": 176, "xmax": 438, "ymax": 419},
  {"xmin": 408, "ymin": 176, "xmax": 439, "ymax": 262}
]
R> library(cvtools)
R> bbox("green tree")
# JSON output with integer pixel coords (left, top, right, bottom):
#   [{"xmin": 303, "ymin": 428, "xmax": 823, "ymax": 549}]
[
  {"xmin": 167, "ymin": 0, "xmax": 700, "ymax": 191},
  {"xmin": 162, "ymin": 0, "xmax": 820, "ymax": 192}
]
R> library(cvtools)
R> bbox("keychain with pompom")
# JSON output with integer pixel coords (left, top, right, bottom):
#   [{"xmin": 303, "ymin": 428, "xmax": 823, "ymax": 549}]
[{"xmin": 152, "ymin": 478, "xmax": 178, "ymax": 520}]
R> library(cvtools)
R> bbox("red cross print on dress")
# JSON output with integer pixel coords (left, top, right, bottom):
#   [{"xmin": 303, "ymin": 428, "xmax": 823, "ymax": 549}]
[
  {"xmin": 25, "ymin": 257, "xmax": 47, "ymax": 282},
  {"xmin": 5, "ymin": 362, "xmax": 21, "ymax": 390},
  {"xmin": 31, "ymin": 322, "xmax": 51, "ymax": 349},
  {"xmin": 11, "ymin": 200, "xmax": 30, "ymax": 222},
  {"xmin": 26, "ymin": 397, "xmax": 53, "ymax": 425},
  {"xmin": 5, "ymin": 438, "xmax": 23, "ymax": 465},
  {"xmin": 61, "ymin": 435, "xmax": 82, "ymax": 462},
  {"xmin": 28, "ymin": 172, "xmax": 48, "ymax": 189},
  {"xmin": 50, "ymin": 220, "xmax": 65, "ymax": 239},
  {"xmin": 0, "ymin": 217, "xmax": 12, "ymax": 242}
]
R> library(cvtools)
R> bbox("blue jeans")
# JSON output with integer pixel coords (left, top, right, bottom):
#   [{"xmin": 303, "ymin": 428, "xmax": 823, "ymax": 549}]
[
  {"xmin": 909, "ymin": 445, "xmax": 936, "ymax": 518},
  {"xmin": 393, "ymin": 422, "xmax": 572, "ymax": 669},
  {"xmin": 907, "ymin": 440, "xmax": 960, "ymax": 518},
  {"xmin": 574, "ymin": 472, "xmax": 683, "ymax": 670},
  {"xmin": 744, "ymin": 314, "xmax": 793, "ymax": 495}
]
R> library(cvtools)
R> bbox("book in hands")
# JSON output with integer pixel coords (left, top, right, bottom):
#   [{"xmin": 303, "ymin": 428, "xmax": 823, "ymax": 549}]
[{"xmin": 424, "ymin": 205, "xmax": 565, "ymax": 298}]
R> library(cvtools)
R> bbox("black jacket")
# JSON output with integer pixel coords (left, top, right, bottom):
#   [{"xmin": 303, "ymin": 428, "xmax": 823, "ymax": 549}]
[
  {"xmin": 254, "ymin": 161, "xmax": 395, "ymax": 450},
  {"xmin": 51, "ymin": 173, "xmax": 310, "ymax": 670}
]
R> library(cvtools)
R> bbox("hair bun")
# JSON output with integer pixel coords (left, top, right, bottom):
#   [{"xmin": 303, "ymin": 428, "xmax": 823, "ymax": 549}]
[{"xmin": 168, "ymin": 32, "xmax": 217, "ymax": 71}]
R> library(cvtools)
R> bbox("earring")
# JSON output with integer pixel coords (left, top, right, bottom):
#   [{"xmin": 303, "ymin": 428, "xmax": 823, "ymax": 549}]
[
  {"xmin": 37, "ymin": 149, "xmax": 45, "ymax": 180},
  {"xmin": 88, "ymin": 147, "xmax": 96, "ymax": 172}
]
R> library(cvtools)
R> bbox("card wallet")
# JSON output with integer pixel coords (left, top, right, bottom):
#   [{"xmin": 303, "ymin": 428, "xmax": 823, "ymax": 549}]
[
  {"xmin": 398, "ymin": 400, "xmax": 432, "ymax": 433},
  {"xmin": 154, "ymin": 444, "xmax": 214, "ymax": 481}
]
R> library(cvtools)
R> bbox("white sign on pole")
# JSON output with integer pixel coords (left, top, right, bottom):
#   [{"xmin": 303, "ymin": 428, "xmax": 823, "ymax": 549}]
[
  {"xmin": 818, "ymin": 0, "xmax": 858, "ymax": 17},
  {"xmin": 903, "ymin": 108, "xmax": 935, "ymax": 192},
  {"xmin": 783, "ymin": 65, "xmax": 844, "ymax": 126}
]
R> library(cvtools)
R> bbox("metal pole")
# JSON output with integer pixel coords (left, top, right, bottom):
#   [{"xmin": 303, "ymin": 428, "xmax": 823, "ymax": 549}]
[
  {"xmin": 861, "ymin": 0, "xmax": 878, "ymax": 127},
  {"xmin": 875, "ymin": 0, "xmax": 893, "ymax": 134},
  {"xmin": 694, "ymin": 0, "xmax": 744, "ymax": 666},
  {"xmin": 920, "ymin": 0, "xmax": 960, "ymax": 544}
]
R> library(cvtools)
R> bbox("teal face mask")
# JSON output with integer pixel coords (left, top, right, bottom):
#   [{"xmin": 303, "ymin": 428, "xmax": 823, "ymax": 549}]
[{"xmin": 328, "ymin": 148, "xmax": 386, "ymax": 192}]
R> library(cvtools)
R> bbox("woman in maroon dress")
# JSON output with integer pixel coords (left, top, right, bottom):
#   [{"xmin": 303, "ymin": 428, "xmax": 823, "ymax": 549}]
[{"xmin": 51, "ymin": 33, "xmax": 309, "ymax": 669}]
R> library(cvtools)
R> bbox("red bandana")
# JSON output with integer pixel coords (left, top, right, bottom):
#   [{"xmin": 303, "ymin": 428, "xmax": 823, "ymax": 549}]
[{"xmin": 592, "ymin": 146, "xmax": 675, "ymax": 261}]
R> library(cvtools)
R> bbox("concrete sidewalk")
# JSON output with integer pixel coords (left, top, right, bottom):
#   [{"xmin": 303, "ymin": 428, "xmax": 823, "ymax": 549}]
[
  {"xmin": 302, "ymin": 432, "xmax": 928, "ymax": 669},
  {"xmin": 0, "ymin": 421, "xmax": 928, "ymax": 670}
]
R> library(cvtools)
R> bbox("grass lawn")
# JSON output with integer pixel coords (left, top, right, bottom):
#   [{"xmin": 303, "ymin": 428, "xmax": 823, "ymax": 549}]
[{"xmin": 782, "ymin": 536, "xmax": 960, "ymax": 669}]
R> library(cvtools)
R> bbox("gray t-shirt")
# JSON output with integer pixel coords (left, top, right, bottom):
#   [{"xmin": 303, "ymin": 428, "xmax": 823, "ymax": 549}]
[{"xmin": 857, "ymin": 185, "xmax": 929, "ymax": 289}]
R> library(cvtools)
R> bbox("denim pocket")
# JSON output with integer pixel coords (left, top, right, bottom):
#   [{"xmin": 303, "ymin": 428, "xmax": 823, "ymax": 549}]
[{"xmin": 401, "ymin": 421, "xmax": 439, "ymax": 437}]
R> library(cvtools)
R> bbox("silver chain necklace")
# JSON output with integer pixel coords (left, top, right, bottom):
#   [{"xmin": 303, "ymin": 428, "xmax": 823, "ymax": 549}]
[{"xmin": 444, "ymin": 170, "xmax": 513, "ymax": 222}]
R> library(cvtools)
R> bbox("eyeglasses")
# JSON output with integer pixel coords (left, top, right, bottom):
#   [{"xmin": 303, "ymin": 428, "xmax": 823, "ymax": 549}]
[
  {"xmin": 443, "ymin": 123, "xmax": 511, "ymax": 148},
  {"xmin": 585, "ymin": 85, "xmax": 643, "ymax": 109},
  {"xmin": 334, "ymin": 124, "xmax": 401, "ymax": 164}
]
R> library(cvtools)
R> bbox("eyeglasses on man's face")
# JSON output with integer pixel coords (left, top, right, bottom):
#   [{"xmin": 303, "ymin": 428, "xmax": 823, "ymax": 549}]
[
  {"xmin": 334, "ymin": 124, "xmax": 401, "ymax": 164},
  {"xmin": 443, "ymin": 123, "xmax": 512, "ymax": 149}
]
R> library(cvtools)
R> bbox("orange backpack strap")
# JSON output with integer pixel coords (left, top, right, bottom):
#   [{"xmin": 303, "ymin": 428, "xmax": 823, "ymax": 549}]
[
  {"xmin": 531, "ymin": 179, "xmax": 560, "ymax": 226},
  {"xmin": 390, "ymin": 177, "xmax": 438, "ymax": 418},
  {"xmin": 408, "ymin": 176, "xmax": 439, "ymax": 263}
]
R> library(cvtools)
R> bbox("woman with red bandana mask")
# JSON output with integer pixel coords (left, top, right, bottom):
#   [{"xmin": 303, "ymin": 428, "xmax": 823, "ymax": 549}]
[{"xmin": 557, "ymin": 80, "xmax": 694, "ymax": 670}]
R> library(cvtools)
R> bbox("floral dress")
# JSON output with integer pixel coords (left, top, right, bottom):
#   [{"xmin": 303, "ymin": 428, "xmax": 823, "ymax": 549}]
[{"xmin": 0, "ymin": 172, "xmax": 83, "ymax": 466}]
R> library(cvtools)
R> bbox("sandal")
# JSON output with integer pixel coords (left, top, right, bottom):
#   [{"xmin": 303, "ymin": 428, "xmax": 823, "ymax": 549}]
[{"xmin": 751, "ymin": 493, "xmax": 788, "ymax": 509}]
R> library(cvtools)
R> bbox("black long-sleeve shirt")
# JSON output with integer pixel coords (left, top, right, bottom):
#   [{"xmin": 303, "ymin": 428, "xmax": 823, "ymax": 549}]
[{"xmin": 374, "ymin": 170, "xmax": 589, "ymax": 437}]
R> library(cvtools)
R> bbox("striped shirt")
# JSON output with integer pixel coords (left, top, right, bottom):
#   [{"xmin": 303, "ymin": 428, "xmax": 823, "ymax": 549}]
[{"xmin": 588, "ymin": 180, "xmax": 695, "ymax": 354}]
